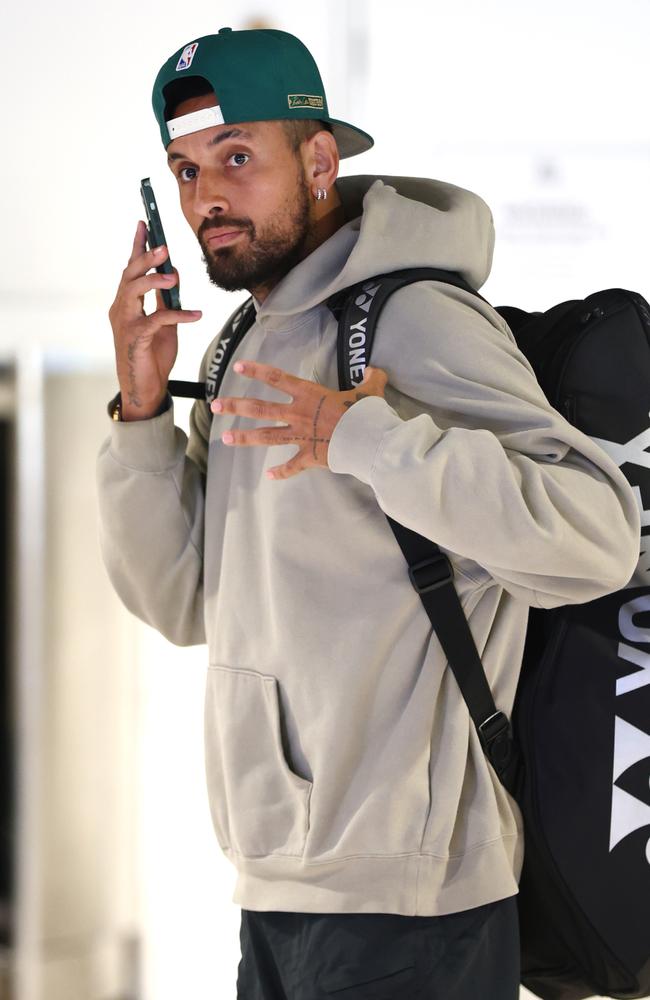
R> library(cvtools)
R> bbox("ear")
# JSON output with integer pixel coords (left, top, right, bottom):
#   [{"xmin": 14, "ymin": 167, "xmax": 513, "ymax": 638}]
[{"xmin": 303, "ymin": 129, "xmax": 340, "ymax": 194}]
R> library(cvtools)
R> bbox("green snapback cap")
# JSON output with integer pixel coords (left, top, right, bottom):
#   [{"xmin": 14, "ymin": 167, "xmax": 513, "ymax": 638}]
[{"xmin": 151, "ymin": 27, "xmax": 374, "ymax": 159}]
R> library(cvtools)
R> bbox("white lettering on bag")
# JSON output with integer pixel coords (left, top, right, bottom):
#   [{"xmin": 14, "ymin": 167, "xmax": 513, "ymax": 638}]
[
  {"xmin": 609, "ymin": 718, "xmax": 650, "ymax": 865},
  {"xmin": 619, "ymin": 594, "xmax": 650, "ymax": 651},
  {"xmin": 593, "ymin": 425, "xmax": 650, "ymax": 865},
  {"xmin": 592, "ymin": 422, "xmax": 650, "ymax": 472},
  {"xmin": 590, "ymin": 427, "xmax": 650, "ymax": 586},
  {"xmin": 612, "ymin": 598, "xmax": 650, "ymax": 865},
  {"xmin": 617, "ymin": 643, "xmax": 650, "ymax": 695}
]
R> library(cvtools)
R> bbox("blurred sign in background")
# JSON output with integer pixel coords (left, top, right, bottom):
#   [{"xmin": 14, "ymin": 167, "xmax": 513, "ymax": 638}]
[{"xmin": 1, "ymin": 0, "xmax": 648, "ymax": 997}]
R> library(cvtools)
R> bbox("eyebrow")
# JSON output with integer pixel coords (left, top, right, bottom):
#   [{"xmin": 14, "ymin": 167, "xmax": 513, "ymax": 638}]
[{"xmin": 167, "ymin": 128, "xmax": 254, "ymax": 164}]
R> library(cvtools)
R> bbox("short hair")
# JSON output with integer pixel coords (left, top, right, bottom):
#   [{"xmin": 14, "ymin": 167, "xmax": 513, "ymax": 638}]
[
  {"xmin": 163, "ymin": 75, "xmax": 334, "ymax": 152},
  {"xmin": 281, "ymin": 118, "xmax": 334, "ymax": 153}
]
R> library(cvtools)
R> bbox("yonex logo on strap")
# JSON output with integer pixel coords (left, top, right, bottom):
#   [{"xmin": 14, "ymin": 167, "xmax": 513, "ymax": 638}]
[
  {"xmin": 345, "ymin": 282, "xmax": 382, "ymax": 386},
  {"xmin": 204, "ymin": 300, "xmax": 256, "ymax": 403},
  {"xmin": 206, "ymin": 335, "xmax": 231, "ymax": 402},
  {"xmin": 354, "ymin": 282, "xmax": 381, "ymax": 313}
]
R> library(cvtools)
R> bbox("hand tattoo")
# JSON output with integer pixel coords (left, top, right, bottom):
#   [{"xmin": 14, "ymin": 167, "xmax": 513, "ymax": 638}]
[
  {"xmin": 312, "ymin": 395, "xmax": 330, "ymax": 460},
  {"xmin": 343, "ymin": 391, "xmax": 370, "ymax": 410}
]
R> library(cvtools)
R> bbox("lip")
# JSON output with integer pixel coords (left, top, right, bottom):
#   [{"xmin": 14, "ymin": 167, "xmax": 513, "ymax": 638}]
[{"xmin": 206, "ymin": 229, "xmax": 244, "ymax": 247}]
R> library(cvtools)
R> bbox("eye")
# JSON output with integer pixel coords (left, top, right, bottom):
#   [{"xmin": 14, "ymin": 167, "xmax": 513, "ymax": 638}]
[
  {"xmin": 228, "ymin": 152, "xmax": 250, "ymax": 167},
  {"xmin": 178, "ymin": 166, "xmax": 197, "ymax": 183}
]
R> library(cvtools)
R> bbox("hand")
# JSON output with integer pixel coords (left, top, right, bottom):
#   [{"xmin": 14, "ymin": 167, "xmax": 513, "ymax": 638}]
[
  {"xmin": 210, "ymin": 360, "xmax": 388, "ymax": 480},
  {"xmin": 108, "ymin": 220, "xmax": 203, "ymax": 420}
]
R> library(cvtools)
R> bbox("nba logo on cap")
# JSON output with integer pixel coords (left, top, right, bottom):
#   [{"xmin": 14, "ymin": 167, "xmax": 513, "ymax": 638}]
[{"xmin": 176, "ymin": 42, "xmax": 199, "ymax": 71}]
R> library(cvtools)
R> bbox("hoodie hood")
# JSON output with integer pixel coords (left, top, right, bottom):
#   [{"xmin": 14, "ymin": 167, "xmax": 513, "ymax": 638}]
[{"xmin": 257, "ymin": 175, "xmax": 496, "ymax": 318}]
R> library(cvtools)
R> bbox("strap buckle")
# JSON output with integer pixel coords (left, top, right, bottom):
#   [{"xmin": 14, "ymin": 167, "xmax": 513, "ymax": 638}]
[
  {"xmin": 408, "ymin": 554, "xmax": 453, "ymax": 595},
  {"xmin": 478, "ymin": 711, "xmax": 510, "ymax": 747},
  {"xmin": 478, "ymin": 711, "xmax": 512, "ymax": 771}
]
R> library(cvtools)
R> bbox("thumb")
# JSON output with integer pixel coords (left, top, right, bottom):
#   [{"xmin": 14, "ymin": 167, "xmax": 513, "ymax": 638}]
[{"xmin": 362, "ymin": 365, "xmax": 388, "ymax": 393}]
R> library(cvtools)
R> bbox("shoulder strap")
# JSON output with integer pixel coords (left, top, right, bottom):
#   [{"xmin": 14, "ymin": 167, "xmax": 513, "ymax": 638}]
[
  {"xmin": 331, "ymin": 268, "xmax": 516, "ymax": 787},
  {"xmin": 330, "ymin": 267, "xmax": 488, "ymax": 390},
  {"xmin": 168, "ymin": 296, "xmax": 257, "ymax": 403},
  {"xmin": 389, "ymin": 515, "xmax": 516, "ymax": 787}
]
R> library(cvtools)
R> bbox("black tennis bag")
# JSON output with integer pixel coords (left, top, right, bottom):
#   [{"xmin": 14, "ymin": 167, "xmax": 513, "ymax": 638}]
[{"xmin": 169, "ymin": 270, "xmax": 650, "ymax": 1000}]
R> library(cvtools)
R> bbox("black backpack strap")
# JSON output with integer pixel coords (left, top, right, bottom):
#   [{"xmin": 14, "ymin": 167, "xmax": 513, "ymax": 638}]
[
  {"xmin": 164, "ymin": 379, "xmax": 206, "ymax": 400},
  {"xmin": 168, "ymin": 296, "xmax": 257, "ymax": 403},
  {"xmin": 330, "ymin": 268, "xmax": 516, "ymax": 785},
  {"xmin": 387, "ymin": 515, "xmax": 515, "ymax": 784},
  {"xmin": 329, "ymin": 267, "xmax": 488, "ymax": 390}
]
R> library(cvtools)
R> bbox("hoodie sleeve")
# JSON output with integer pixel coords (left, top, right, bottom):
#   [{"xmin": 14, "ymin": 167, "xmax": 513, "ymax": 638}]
[
  {"xmin": 327, "ymin": 280, "xmax": 640, "ymax": 608},
  {"xmin": 96, "ymin": 346, "xmax": 216, "ymax": 646}
]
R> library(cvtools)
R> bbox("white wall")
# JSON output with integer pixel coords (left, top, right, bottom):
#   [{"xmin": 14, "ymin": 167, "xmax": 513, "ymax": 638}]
[
  {"xmin": 3, "ymin": 0, "xmax": 648, "ymax": 997},
  {"xmin": 355, "ymin": 0, "xmax": 650, "ymax": 308}
]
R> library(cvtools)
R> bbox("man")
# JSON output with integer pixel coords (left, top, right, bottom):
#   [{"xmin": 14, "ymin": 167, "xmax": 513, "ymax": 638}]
[{"xmin": 98, "ymin": 27, "xmax": 640, "ymax": 1000}]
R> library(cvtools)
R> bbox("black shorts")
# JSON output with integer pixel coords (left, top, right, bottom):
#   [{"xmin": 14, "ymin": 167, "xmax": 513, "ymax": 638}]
[{"xmin": 236, "ymin": 896, "xmax": 520, "ymax": 999}]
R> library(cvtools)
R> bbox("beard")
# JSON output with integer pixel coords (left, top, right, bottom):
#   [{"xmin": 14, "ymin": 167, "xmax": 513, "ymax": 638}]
[{"xmin": 197, "ymin": 167, "xmax": 312, "ymax": 293}]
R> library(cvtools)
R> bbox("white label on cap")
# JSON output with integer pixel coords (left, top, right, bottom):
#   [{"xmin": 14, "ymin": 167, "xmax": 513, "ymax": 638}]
[
  {"xmin": 167, "ymin": 104, "xmax": 226, "ymax": 141},
  {"xmin": 176, "ymin": 42, "xmax": 199, "ymax": 71}
]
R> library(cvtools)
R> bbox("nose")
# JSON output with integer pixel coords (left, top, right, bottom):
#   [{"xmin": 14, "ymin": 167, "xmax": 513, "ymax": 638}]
[{"xmin": 192, "ymin": 167, "xmax": 230, "ymax": 218}]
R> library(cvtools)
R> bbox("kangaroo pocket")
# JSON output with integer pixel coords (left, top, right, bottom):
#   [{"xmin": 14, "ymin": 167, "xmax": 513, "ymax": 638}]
[{"xmin": 204, "ymin": 665, "xmax": 312, "ymax": 858}]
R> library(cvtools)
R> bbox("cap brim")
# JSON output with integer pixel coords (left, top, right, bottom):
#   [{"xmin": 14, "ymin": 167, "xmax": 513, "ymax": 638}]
[{"xmin": 328, "ymin": 118, "xmax": 374, "ymax": 159}]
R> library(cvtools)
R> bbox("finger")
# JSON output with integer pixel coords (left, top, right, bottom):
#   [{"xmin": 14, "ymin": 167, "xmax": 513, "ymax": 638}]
[
  {"xmin": 154, "ymin": 285, "xmax": 182, "ymax": 314},
  {"xmin": 128, "ymin": 220, "xmax": 148, "ymax": 265},
  {"xmin": 131, "ymin": 269, "xmax": 178, "ymax": 299},
  {"xmin": 112, "ymin": 270, "xmax": 181, "ymax": 324},
  {"xmin": 143, "ymin": 308, "xmax": 202, "ymax": 333},
  {"xmin": 232, "ymin": 360, "xmax": 306, "ymax": 398},
  {"xmin": 211, "ymin": 396, "xmax": 291, "ymax": 421},
  {"xmin": 363, "ymin": 365, "xmax": 388, "ymax": 390},
  {"xmin": 266, "ymin": 452, "xmax": 307, "ymax": 481},
  {"xmin": 124, "ymin": 242, "xmax": 169, "ymax": 280},
  {"xmin": 221, "ymin": 427, "xmax": 298, "ymax": 448}
]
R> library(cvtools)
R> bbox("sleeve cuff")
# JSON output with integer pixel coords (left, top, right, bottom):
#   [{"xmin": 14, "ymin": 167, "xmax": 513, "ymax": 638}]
[
  {"xmin": 106, "ymin": 392, "xmax": 185, "ymax": 473},
  {"xmin": 106, "ymin": 391, "xmax": 172, "ymax": 421},
  {"xmin": 327, "ymin": 395, "xmax": 404, "ymax": 485}
]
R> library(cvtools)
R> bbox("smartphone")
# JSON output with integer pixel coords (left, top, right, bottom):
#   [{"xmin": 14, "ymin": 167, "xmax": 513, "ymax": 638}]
[{"xmin": 139, "ymin": 177, "xmax": 181, "ymax": 311}]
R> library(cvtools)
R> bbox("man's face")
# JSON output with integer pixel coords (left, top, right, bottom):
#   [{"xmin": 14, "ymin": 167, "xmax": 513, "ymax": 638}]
[{"xmin": 166, "ymin": 93, "xmax": 312, "ymax": 294}]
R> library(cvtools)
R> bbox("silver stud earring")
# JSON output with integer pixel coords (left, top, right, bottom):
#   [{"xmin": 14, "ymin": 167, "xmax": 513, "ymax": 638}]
[{"xmin": 314, "ymin": 187, "xmax": 328, "ymax": 201}]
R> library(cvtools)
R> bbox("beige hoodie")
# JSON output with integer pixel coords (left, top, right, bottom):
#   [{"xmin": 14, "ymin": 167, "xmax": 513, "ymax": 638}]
[{"xmin": 97, "ymin": 176, "xmax": 640, "ymax": 916}]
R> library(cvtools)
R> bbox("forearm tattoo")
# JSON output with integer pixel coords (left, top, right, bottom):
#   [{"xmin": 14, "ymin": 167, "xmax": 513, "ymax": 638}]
[{"xmin": 126, "ymin": 338, "xmax": 143, "ymax": 408}]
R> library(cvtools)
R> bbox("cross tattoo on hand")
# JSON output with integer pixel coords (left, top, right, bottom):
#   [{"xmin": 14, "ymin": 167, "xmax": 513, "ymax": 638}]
[{"xmin": 210, "ymin": 360, "xmax": 388, "ymax": 480}]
